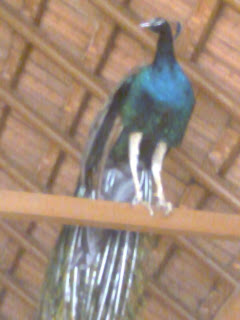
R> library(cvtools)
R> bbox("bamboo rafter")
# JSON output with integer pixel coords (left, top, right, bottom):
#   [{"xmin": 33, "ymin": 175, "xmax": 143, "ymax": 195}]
[
  {"xmin": 147, "ymin": 282, "xmax": 197, "ymax": 320},
  {"xmin": 0, "ymin": 1, "xmax": 239, "ymax": 318},
  {"xmin": 224, "ymin": 0, "xmax": 240, "ymax": 12},
  {"xmin": 0, "ymin": 0, "xmax": 239, "ymax": 121},
  {"xmin": 215, "ymin": 290, "xmax": 240, "ymax": 320},
  {"xmin": 0, "ymin": 0, "xmax": 51, "ymax": 310},
  {"xmin": 0, "ymin": 269, "xmax": 37, "ymax": 308}
]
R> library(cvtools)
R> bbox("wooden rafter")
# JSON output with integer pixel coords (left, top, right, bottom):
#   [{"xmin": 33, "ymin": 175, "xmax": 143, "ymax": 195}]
[
  {"xmin": 0, "ymin": 0, "xmax": 239, "ymax": 318},
  {"xmin": 215, "ymin": 290, "xmax": 240, "ymax": 320}
]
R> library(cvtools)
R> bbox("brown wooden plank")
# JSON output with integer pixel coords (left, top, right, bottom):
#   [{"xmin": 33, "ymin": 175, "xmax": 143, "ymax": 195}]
[{"xmin": 0, "ymin": 190, "xmax": 240, "ymax": 238}]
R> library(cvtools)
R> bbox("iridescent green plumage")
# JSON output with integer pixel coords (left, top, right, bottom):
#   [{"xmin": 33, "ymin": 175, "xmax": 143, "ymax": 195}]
[{"xmin": 85, "ymin": 19, "xmax": 194, "ymax": 174}]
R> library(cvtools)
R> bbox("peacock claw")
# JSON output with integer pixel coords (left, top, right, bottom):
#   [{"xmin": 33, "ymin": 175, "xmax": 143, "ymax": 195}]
[
  {"xmin": 155, "ymin": 199, "xmax": 173, "ymax": 216},
  {"xmin": 132, "ymin": 191, "xmax": 143, "ymax": 205},
  {"xmin": 132, "ymin": 193, "xmax": 154, "ymax": 216},
  {"xmin": 141, "ymin": 201, "xmax": 154, "ymax": 216}
]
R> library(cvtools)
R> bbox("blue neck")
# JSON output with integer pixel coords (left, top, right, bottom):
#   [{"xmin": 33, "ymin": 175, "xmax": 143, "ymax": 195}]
[{"xmin": 153, "ymin": 26, "xmax": 175, "ymax": 70}]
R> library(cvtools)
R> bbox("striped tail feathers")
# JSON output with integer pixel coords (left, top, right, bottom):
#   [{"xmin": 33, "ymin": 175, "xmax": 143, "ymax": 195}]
[{"xmin": 38, "ymin": 164, "xmax": 157, "ymax": 320}]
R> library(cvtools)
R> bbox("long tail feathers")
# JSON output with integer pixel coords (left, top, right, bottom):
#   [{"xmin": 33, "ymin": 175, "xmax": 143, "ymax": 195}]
[{"xmin": 37, "ymin": 164, "xmax": 157, "ymax": 320}]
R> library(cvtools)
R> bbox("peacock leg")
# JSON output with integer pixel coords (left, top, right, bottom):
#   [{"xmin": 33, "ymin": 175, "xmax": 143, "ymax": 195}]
[
  {"xmin": 129, "ymin": 132, "xmax": 143, "ymax": 202},
  {"xmin": 129, "ymin": 132, "xmax": 154, "ymax": 215},
  {"xmin": 152, "ymin": 141, "xmax": 173, "ymax": 215}
]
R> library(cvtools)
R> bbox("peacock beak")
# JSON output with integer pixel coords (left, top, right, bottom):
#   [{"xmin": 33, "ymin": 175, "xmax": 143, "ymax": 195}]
[
  {"xmin": 139, "ymin": 21, "xmax": 152, "ymax": 28},
  {"xmin": 139, "ymin": 18, "xmax": 182, "ymax": 39}
]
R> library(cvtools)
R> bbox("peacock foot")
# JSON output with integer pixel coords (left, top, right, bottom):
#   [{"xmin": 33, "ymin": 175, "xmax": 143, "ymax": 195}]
[
  {"xmin": 155, "ymin": 198, "xmax": 173, "ymax": 216},
  {"xmin": 132, "ymin": 189, "xmax": 143, "ymax": 205},
  {"xmin": 132, "ymin": 191, "xmax": 154, "ymax": 216}
]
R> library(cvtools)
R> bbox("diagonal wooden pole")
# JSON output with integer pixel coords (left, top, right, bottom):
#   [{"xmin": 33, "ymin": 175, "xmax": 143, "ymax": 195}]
[
  {"xmin": 0, "ymin": 190, "xmax": 239, "ymax": 238},
  {"xmin": 215, "ymin": 290, "xmax": 240, "ymax": 320}
]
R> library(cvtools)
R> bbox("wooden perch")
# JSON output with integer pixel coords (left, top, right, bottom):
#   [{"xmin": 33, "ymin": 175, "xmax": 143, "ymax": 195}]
[{"xmin": 0, "ymin": 190, "xmax": 239, "ymax": 238}]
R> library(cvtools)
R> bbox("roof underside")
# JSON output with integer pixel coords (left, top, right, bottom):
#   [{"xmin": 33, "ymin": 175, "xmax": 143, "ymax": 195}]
[{"xmin": 0, "ymin": 0, "xmax": 240, "ymax": 319}]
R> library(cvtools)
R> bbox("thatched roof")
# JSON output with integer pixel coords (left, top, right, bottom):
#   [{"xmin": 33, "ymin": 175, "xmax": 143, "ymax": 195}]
[{"xmin": 0, "ymin": 0, "xmax": 240, "ymax": 319}]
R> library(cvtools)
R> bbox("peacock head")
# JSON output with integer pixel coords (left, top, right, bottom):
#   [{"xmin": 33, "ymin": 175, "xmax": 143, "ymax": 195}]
[{"xmin": 140, "ymin": 17, "xmax": 181, "ymax": 39}]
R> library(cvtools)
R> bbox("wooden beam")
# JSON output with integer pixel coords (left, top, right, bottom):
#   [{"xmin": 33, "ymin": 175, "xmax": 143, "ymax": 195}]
[
  {"xmin": 0, "ymin": 150, "xmax": 42, "ymax": 192},
  {"xmin": 0, "ymin": 0, "xmax": 239, "ymax": 123},
  {"xmin": 215, "ymin": 290, "xmax": 240, "ymax": 320},
  {"xmin": 0, "ymin": 0, "xmax": 108, "ymax": 101},
  {"xmin": 0, "ymin": 190, "xmax": 240, "ymax": 238},
  {"xmin": 0, "ymin": 269, "xmax": 37, "ymax": 308},
  {"xmin": 0, "ymin": 220, "xmax": 48, "ymax": 264},
  {"xmin": 176, "ymin": 0, "xmax": 221, "ymax": 60},
  {"xmin": 147, "ymin": 282, "xmax": 196, "ymax": 320},
  {"xmin": 0, "ymin": 82, "xmax": 81, "ymax": 162},
  {"xmin": 224, "ymin": 0, "xmax": 240, "ymax": 12}
]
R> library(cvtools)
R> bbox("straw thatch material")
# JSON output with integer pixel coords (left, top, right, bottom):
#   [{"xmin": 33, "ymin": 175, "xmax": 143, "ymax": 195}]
[{"xmin": 0, "ymin": 0, "xmax": 240, "ymax": 319}]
